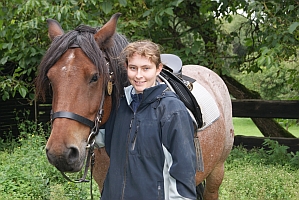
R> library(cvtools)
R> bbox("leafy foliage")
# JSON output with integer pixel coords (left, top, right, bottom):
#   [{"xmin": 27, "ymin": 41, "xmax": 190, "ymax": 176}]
[
  {"xmin": 0, "ymin": 0, "xmax": 134, "ymax": 100},
  {"xmin": 229, "ymin": 139, "xmax": 299, "ymax": 170},
  {"xmin": 0, "ymin": 0, "xmax": 298, "ymax": 101},
  {"xmin": 234, "ymin": 64, "xmax": 298, "ymax": 100}
]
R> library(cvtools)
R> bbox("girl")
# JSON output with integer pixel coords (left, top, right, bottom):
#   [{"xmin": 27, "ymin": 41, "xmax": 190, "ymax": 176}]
[{"xmin": 100, "ymin": 40, "xmax": 197, "ymax": 200}]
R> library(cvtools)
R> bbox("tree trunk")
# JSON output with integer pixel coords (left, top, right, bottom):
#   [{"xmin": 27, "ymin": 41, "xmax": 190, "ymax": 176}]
[{"xmin": 221, "ymin": 74, "xmax": 295, "ymax": 138}]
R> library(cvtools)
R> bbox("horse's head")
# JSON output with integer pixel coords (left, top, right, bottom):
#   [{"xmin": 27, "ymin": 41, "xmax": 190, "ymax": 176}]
[{"xmin": 36, "ymin": 13, "xmax": 128, "ymax": 172}]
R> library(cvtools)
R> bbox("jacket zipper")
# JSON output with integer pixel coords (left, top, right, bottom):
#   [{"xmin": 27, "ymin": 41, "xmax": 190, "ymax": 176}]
[
  {"xmin": 131, "ymin": 124, "xmax": 139, "ymax": 150},
  {"xmin": 121, "ymin": 115, "xmax": 135, "ymax": 199}
]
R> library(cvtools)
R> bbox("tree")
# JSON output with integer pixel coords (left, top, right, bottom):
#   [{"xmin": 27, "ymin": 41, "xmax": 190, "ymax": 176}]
[
  {"xmin": 128, "ymin": 0, "xmax": 298, "ymax": 137},
  {"xmin": 0, "ymin": 0, "xmax": 298, "ymax": 137},
  {"xmin": 0, "ymin": 0, "xmax": 135, "ymax": 101}
]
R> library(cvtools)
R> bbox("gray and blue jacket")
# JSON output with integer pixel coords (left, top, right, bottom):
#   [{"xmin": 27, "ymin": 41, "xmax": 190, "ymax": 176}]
[{"xmin": 101, "ymin": 83, "xmax": 197, "ymax": 200}]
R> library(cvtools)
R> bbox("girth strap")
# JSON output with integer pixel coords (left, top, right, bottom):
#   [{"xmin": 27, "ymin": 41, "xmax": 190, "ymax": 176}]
[{"xmin": 51, "ymin": 111, "xmax": 94, "ymax": 128}]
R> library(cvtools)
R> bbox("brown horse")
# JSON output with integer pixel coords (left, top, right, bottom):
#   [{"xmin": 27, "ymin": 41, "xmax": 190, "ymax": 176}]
[{"xmin": 36, "ymin": 13, "xmax": 234, "ymax": 200}]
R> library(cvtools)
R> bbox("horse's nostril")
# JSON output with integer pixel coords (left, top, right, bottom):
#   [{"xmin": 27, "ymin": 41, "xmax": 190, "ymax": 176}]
[{"xmin": 67, "ymin": 146, "xmax": 79, "ymax": 162}]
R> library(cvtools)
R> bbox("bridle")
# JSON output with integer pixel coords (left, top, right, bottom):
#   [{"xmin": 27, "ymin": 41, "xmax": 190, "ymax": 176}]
[
  {"xmin": 49, "ymin": 45, "xmax": 113, "ymax": 199},
  {"xmin": 50, "ymin": 86, "xmax": 105, "ymax": 180},
  {"xmin": 50, "ymin": 98, "xmax": 104, "ymax": 199}
]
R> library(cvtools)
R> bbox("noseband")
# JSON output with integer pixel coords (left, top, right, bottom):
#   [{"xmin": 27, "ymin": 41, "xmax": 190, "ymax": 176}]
[
  {"xmin": 51, "ymin": 111, "xmax": 96, "ymax": 129},
  {"xmin": 50, "ymin": 90, "xmax": 105, "ymax": 140}
]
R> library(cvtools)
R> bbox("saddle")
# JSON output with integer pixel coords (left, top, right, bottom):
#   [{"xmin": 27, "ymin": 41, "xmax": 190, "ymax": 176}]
[
  {"xmin": 160, "ymin": 54, "xmax": 203, "ymax": 128},
  {"xmin": 160, "ymin": 54, "xmax": 204, "ymax": 172}
]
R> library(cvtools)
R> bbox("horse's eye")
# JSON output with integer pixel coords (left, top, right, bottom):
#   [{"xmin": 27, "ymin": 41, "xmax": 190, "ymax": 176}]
[{"xmin": 90, "ymin": 73, "xmax": 99, "ymax": 83}]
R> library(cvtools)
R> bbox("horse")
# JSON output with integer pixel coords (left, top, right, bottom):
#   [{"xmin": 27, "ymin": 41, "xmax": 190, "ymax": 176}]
[{"xmin": 35, "ymin": 13, "xmax": 234, "ymax": 200}]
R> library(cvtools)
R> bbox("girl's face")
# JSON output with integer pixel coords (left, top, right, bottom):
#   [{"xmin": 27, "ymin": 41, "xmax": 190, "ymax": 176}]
[{"xmin": 127, "ymin": 53, "xmax": 162, "ymax": 94}]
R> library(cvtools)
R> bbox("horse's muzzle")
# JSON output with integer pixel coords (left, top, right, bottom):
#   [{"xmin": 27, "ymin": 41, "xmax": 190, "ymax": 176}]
[{"xmin": 46, "ymin": 146, "xmax": 84, "ymax": 172}]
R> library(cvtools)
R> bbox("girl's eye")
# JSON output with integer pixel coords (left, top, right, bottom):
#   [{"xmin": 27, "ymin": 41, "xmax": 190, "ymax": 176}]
[
  {"xmin": 90, "ymin": 73, "xmax": 99, "ymax": 83},
  {"xmin": 129, "ymin": 66, "xmax": 136, "ymax": 70}
]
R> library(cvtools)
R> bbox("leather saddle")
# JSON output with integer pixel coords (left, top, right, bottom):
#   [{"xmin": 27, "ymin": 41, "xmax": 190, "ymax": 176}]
[{"xmin": 160, "ymin": 54, "xmax": 203, "ymax": 128}]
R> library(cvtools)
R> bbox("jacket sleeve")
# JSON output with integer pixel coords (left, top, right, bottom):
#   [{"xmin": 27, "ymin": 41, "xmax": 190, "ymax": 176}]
[
  {"xmin": 103, "ymin": 103, "xmax": 118, "ymax": 157},
  {"xmin": 160, "ymin": 100, "xmax": 197, "ymax": 199}
]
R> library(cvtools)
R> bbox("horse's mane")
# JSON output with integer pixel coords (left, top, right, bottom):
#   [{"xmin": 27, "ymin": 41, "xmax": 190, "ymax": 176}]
[
  {"xmin": 35, "ymin": 24, "xmax": 129, "ymax": 104},
  {"xmin": 103, "ymin": 32, "xmax": 130, "ymax": 104}
]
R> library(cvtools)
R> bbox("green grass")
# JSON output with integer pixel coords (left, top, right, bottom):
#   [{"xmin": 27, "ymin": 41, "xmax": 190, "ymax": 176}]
[
  {"xmin": 233, "ymin": 118, "xmax": 299, "ymax": 137},
  {"xmin": 220, "ymin": 145, "xmax": 299, "ymax": 200},
  {"xmin": 0, "ymin": 122, "xmax": 100, "ymax": 200},
  {"xmin": 0, "ymin": 134, "xmax": 100, "ymax": 200},
  {"xmin": 1, "ymin": 120, "xmax": 299, "ymax": 199},
  {"xmin": 2, "ymin": 133, "xmax": 299, "ymax": 200}
]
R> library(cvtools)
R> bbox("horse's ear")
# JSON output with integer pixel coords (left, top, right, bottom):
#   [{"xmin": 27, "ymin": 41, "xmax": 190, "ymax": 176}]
[
  {"xmin": 47, "ymin": 19, "xmax": 64, "ymax": 41},
  {"xmin": 94, "ymin": 13, "xmax": 121, "ymax": 49}
]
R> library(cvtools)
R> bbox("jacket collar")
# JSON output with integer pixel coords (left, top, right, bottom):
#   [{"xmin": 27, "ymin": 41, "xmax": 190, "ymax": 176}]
[
  {"xmin": 124, "ymin": 84, "xmax": 167, "ymax": 106},
  {"xmin": 124, "ymin": 85, "xmax": 135, "ymax": 106}
]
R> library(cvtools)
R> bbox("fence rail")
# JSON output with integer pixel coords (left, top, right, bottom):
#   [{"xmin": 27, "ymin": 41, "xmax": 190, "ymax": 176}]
[
  {"xmin": 232, "ymin": 100, "xmax": 299, "ymax": 119},
  {"xmin": 1, "ymin": 98, "xmax": 299, "ymax": 151}
]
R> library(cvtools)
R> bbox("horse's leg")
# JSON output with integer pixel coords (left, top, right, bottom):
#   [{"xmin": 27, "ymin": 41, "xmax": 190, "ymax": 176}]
[
  {"xmin": 92, "ymin": 148, "xmax": 109, "ymax": 192},
  {"xmin": 194, "ymin": 117, "xmax": 229, "ymax": 200},
  {"xmin": 203, "ymin": 163, "xmax": 225, "ymax": 200}
]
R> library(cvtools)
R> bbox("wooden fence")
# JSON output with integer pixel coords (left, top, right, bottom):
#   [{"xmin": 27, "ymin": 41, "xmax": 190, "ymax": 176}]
[
  {"xmin": 0, "ymin": 95, "xmax": 35, "ymax": 137},
  {"xmin": 1, "ymin": 98, "xmax": 299, "ymax": 151},
  {"xmin": 231, "ymin": 99, "xmax": 299, "ymax": 152},
  {"xmin": 232, "ymin": 99, "xmax": 299, "ymax": 119}
]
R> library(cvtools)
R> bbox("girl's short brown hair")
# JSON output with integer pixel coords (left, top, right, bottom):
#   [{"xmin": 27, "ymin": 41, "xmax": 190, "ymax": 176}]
[{"xmin": 120, "ymin": 40, "xmax": 161, "ymax": 68}]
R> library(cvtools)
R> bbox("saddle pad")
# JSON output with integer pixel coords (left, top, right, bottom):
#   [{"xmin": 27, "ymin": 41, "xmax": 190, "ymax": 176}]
[{"xmin": 191, "ymin": 82, "xmax": 220, "ymax": 131}]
